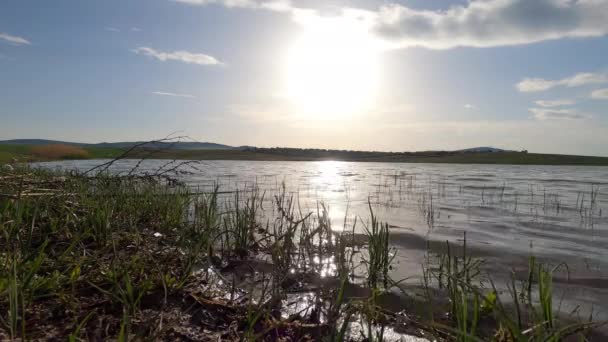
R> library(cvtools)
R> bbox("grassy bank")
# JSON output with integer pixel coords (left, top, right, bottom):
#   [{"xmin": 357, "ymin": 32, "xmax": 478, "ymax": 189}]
[
  {"xmin": 0, "ymin": 144, "xmax": 122, "ymax": 163},
  {"xmin": 0, "ymin": 166, "xmax": 603, "ymax": 340},
  {"xmin": 3, "ymin": 143, "xmax": 608, "ymax": 165}
]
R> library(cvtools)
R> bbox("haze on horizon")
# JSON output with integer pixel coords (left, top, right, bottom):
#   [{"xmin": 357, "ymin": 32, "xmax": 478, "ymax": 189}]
[{"xmin": 1, "ymin": 0, "xmax": 608, "ymax": 156}]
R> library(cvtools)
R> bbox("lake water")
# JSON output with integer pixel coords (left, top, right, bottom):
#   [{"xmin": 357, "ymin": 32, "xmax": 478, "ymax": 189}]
[{"xmin": 36, "ymin": 159, "xmax": 608, "ymax": 320}]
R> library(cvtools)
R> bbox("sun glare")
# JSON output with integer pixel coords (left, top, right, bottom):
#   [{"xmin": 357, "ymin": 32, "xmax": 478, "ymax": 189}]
[{"xmin": 285, "ymin": 18, "xmax": 380, "ymax": 118}]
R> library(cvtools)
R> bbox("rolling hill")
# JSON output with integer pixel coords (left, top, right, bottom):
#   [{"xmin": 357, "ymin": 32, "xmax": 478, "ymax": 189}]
[{"xmin": 0, "ymin": 139, "xmax": 235, "ymax": 150}]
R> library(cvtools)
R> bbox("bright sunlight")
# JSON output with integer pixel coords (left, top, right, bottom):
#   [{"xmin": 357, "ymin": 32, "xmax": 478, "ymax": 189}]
[{"xmin": 285, "ymin": 17, "xmax": 380, "ymax": 118}]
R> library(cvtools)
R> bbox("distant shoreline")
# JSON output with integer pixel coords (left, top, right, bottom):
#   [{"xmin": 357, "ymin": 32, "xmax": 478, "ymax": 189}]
[{"xmin": 3, "ymin": 143, "xmax": 608, "ymax": 166}]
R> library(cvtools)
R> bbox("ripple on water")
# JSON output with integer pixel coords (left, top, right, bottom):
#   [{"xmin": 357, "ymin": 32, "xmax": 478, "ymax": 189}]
[{"xmin": 33, "ymin": 159, "xmax": 608, "ymax": 319}]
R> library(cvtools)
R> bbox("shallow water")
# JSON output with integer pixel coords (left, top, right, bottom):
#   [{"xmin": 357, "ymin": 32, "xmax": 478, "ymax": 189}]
[{"xmin": 36, "ymin": 159, "xmax": 608, "ymax": 321}]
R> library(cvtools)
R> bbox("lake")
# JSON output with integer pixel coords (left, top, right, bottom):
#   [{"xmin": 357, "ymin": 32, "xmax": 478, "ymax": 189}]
[{"xmin": 35, "ymin": 159, "xmax": 608, "ymax": 320}]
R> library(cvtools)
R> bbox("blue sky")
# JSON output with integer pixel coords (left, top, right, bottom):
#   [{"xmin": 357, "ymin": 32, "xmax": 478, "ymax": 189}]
[{"xmin": 1, "ymin": 0, "xmax": 608, "ymax": 155}]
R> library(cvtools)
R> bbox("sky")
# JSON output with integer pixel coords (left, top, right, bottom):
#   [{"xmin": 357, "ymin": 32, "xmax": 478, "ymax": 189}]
[{"xmin": 1, "ymin": 0, "xmax": 608, "ymax": 155}]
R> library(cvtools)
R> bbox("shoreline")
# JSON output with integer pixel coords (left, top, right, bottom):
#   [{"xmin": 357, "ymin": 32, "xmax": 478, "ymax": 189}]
[
  {"xmin": 3, "ymin": 143, "xmax": 608, "ymax": 166},
  {"xmin": 6, "ymin": 149, "xmax": 608, "ymax": 167}
]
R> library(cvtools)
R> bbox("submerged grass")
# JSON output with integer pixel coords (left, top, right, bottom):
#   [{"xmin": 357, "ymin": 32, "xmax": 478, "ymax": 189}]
[
  {"xmin": 0, "ymin": 165, "xmax": 604, "ymax": 341},
  {"xmin": 424, "ymin": 234, "xmax": 603, "ymax": 341}
]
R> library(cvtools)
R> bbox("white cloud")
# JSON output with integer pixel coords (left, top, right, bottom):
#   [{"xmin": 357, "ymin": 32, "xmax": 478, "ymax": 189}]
[
  {"xmin": 171, "ymin": 0, "xmax": 608, "ymax": 50},
  {"xmin": 464, "ymin": 104, "xmax": 477, "ymax": 110},
  {"xmin": 529, "ymin": 108, "xmax": 591, "ymax": 120},
  {"xmin": 131, "ymin": 27, "xmax": 142, "ymax": 32},
  {"xmin": 152, "ymin": 91, "xmax": 196, "ymax": 98},
  {"xmin": 517, "ymin": 78, "xmax": 559, "ymax": 92},
  {"xmin": 534, "ymin": 99, "xmax": 574, "ymax": 107},
  {"xmin": 517, "ymin": 72, "xmax": 608, "ymax": 92},
  {"xmin": 591, "ymin": 88, "xmax": 608, "ymax": 99},
  {"xmin": 104, "ymin": 27, "xmax": 120, "ymax": 32},
  {"xmin": 171, "ymin": 0, "xmax": 292, "ymax": 11},
  {"xmin": 132, "ymin": 47, "xmax": 222, "ymax": 66},
  {"xmin": 0, "ymin": 32, "xmax": 31, "ymax": 45},
  {"xmin": 375, "ymin": 0, "xmax": 608, "ymax": 49}
]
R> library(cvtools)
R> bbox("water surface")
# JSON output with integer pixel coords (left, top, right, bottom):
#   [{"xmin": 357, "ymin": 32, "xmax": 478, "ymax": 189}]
[{"xmin": 37, "ymin": 159, "xmax": 608, "ymax": 319}]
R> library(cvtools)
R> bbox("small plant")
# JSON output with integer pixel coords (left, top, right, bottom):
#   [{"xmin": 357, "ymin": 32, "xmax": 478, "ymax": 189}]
[
  {"xmin": 88, "ymin": 256, "xmax": 153, "ymax": 339},
  {"xmin": 363, "ymin": 201, "xmax": 395, "ymax": 291},
  {"xmin": 218, "ymin": 189, "xmax": 263, "ymax": 258}
]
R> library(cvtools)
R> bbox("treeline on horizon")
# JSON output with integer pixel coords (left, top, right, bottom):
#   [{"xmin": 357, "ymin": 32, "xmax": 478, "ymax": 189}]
[{"xmin": 242, "ymin": 146, "xmax": 521, "ymax": 157}]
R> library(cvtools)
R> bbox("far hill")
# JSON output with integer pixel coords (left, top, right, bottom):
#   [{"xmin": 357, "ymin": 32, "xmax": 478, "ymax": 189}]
[
  {"xmin": 0, "ymin": 139, "xmax": 83, "ymax": 146},
  {"xmin": 0, "ymin": 139, "xmax": 234, "ymax": 150},
  {"xmin": 93, "ymin": 141, "xmax": 234, "ymax": 150},
  {"xmin": 457, "ymin": 147, "xmax": 514, "ymax": 153}
]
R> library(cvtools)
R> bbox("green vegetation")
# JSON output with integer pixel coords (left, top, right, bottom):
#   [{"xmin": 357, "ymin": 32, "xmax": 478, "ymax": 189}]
[
  {"xmin": 0, "ymin": 166, "xmax": 603, "ymax": 340},
  {"xmin": 401, "ymin": 151, "xmax": 608, "ymax": 165},
  {"xmin": 0, "ymin": 145, "xmax": 31, "ymax": 163},
  {"xmin": 0, "ymin": 144, "xmax": 122, "ymax": 163}
]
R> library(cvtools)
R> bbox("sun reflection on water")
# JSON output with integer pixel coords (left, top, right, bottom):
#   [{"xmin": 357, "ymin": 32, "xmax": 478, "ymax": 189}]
[
  {"xmin": 313, "ymin": 160, "xmax": 342, "ymax": 187},
  {"xmin": 312, "ymin": 161, "xmax": 353, "ymax": 232}
]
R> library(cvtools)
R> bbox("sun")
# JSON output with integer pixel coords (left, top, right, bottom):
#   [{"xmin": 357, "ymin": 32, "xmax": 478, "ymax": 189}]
[{"xmin": 284, "ymin": 17, "xmax": 380, "ymax": 118}]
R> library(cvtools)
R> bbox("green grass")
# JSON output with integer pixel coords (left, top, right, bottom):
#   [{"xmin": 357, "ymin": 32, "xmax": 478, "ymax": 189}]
[
  {"xmin": 0, "ymin": 145, "xmax": 31, "ymax": 163},
  {"xmin": 363, "ymin": 202, "xmax": 395, "ymax": 290},
  {"xmin": 83, "ymin": 146, "xmax": 125, "ymax": 159},
  {"xmin": 0, "ymin": 144, "xmax": 122, "ymax": 163}
]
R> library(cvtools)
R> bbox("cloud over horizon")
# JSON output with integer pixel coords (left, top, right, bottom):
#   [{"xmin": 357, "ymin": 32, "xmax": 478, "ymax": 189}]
[
  {"xmin": 132, "ymin": 47, "xmax": 222, "ymax": 66},
  {"xmin": 534, "ymin": 99, "xmax": 575, "ymax": 107},
  {"xmin": 529, "ymin": 107, "xmax": 591, "ymax": 120},
  {"xmin": 517, "ymin": 72, "xmax": 608, "ymax": 92},
  {"xmin": 0, "ymin": 32, "xmax": 31, "ymax": 45}
]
